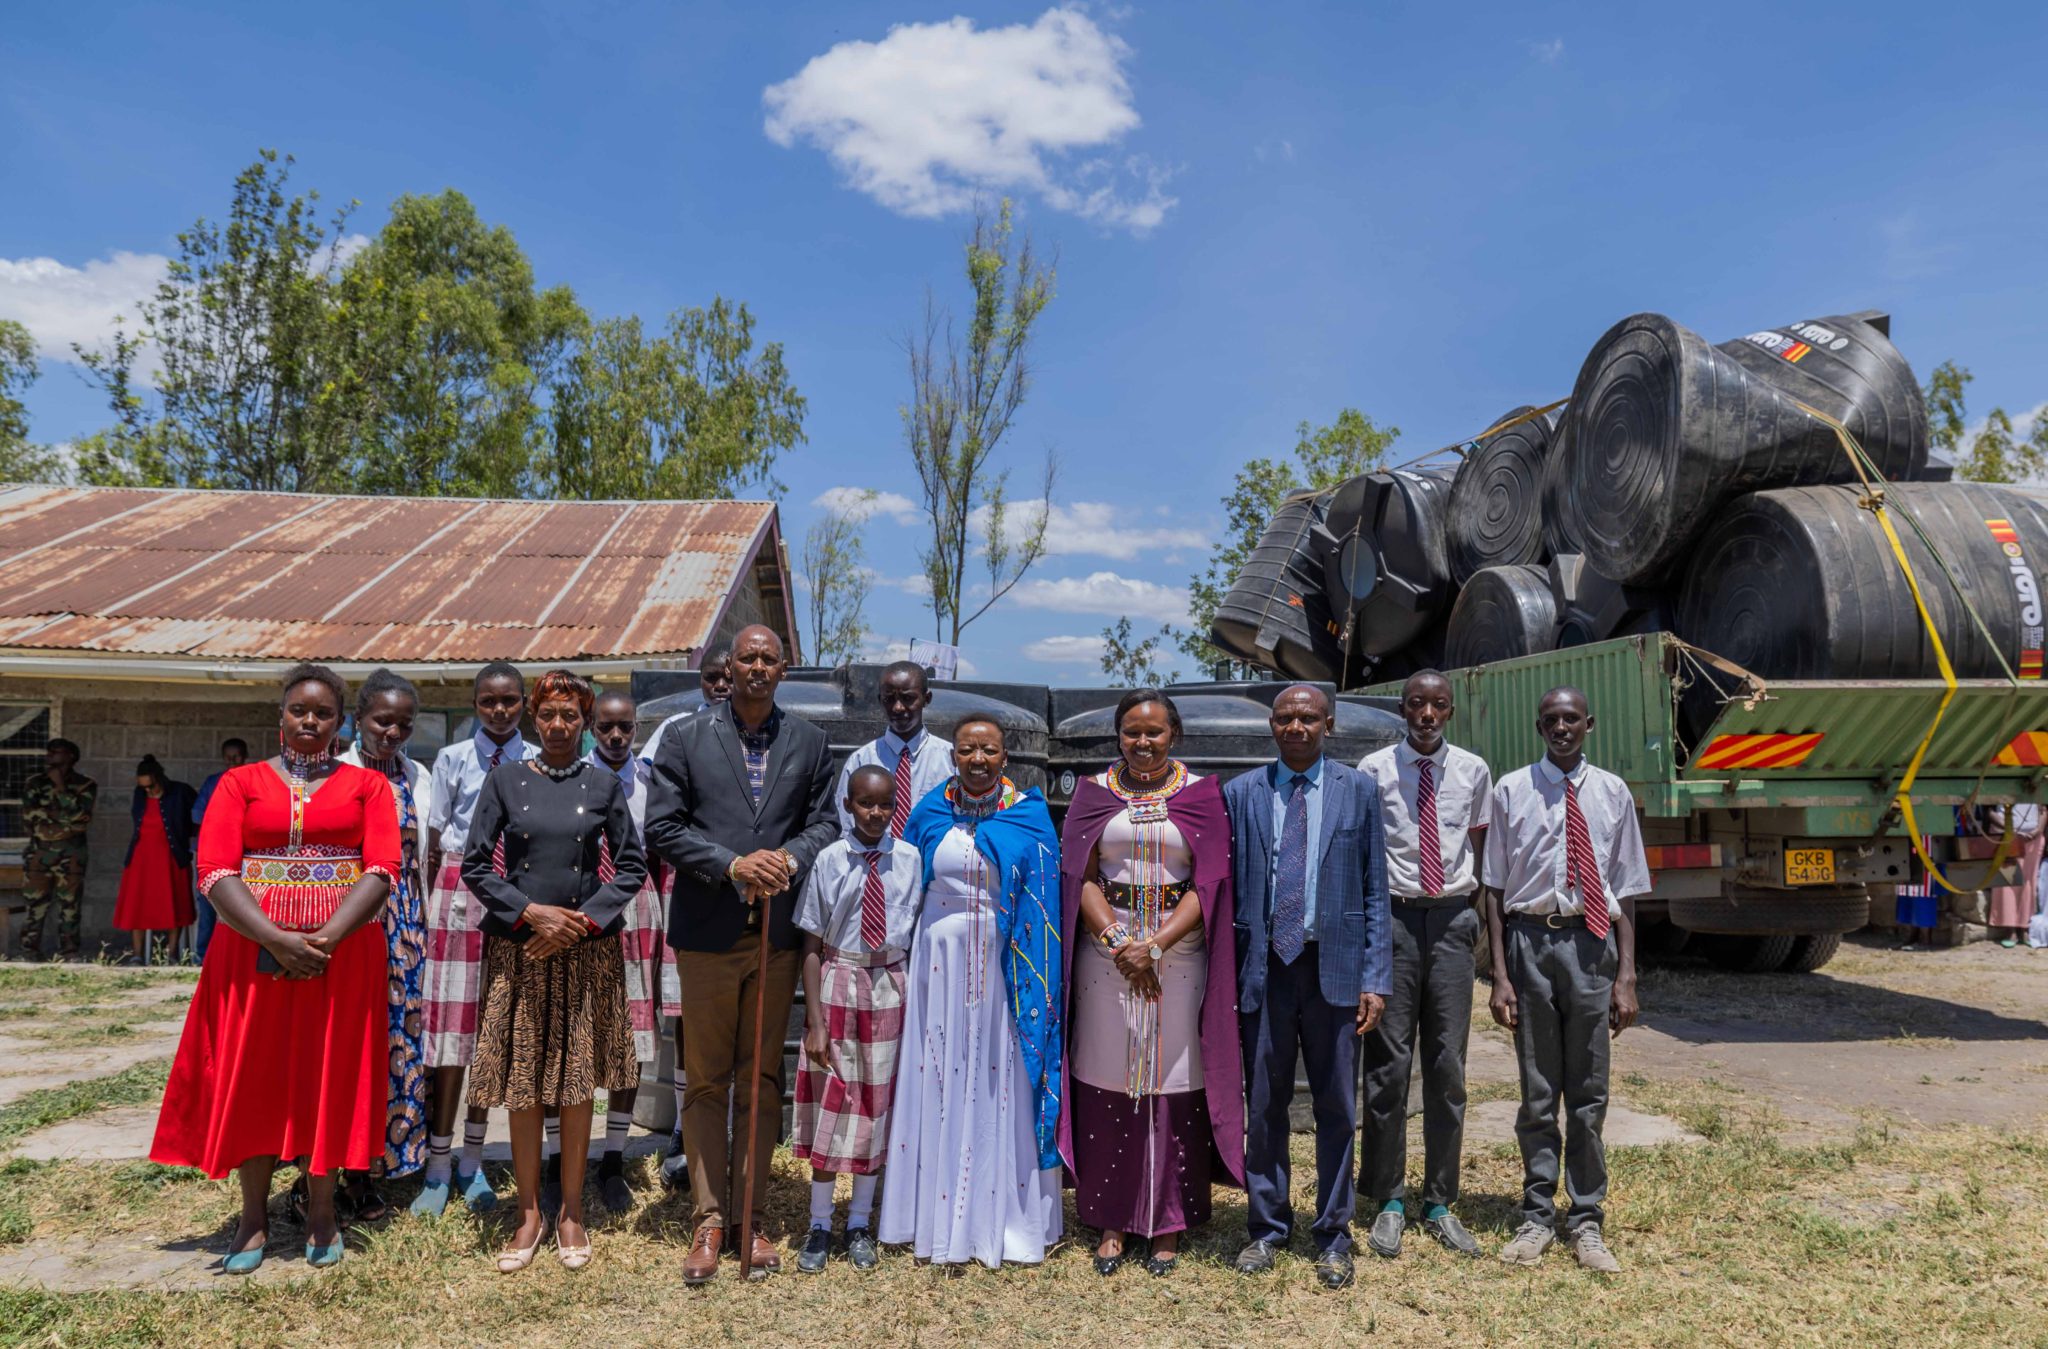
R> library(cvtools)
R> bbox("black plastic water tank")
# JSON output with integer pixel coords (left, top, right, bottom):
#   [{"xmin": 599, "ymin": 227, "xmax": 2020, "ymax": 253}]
[
  {"xmin": 1321, "ymin": 465, "xmax": 1458, "ymax": 657},
  {"xmin": 1563, "ymin": 310, "xmax": 1929, "ymax": 585},
  {"xmin": 1548, "ymin": 554, "xmax": 1671, "ymax": 648},
  {"xmin": 1210, "ymin": 491, "xmax": 1345, "ymax": 681},
  {"xmin": 1446, "ymin": 406, "xmax": 1557, "ymax": 584},
  {"xmin": 1443, "ymin": 564, "xmax": 1558, "ymax": 667},
  {"xmin": 1540, "ymin": 419, "xmax": 1589, "ymax": 558},
  {"xmin": 1676, "ymin": 482, "xmax": 2048, "ymax": 686},
  {"xmin": 1046, "ymin": 683, "xmax": 1403, "ymax": 808}
]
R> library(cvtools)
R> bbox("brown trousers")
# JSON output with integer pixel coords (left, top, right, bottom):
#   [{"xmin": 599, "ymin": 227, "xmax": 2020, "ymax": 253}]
[{"xmin": 677, "ymin": 935, "xmax": 799, "ymax": 1231}]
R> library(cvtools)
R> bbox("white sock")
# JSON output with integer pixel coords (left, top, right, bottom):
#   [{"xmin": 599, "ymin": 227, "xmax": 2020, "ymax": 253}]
[
  {"xmin": 810, "ymin": 1178, "xmax": 836, "ymax": 1229},
  {"xmin": 848, "ymin": 1173, "xmax": 879, "ymax": 1229},
  {"xmin": 543, "ymin": 1116, "xmax": 560, "ymax": 1161},
  {"xmin": 425, "ymin": 1134, "xmax": 453, "ymax": 1185},
  {"xmin": 604, "ymin": 1109, "xmax": 632, "ymax": 1157},
  {"xmin": 460, "ymin": 1119, "xmax": 487, "ymax": 1174}
]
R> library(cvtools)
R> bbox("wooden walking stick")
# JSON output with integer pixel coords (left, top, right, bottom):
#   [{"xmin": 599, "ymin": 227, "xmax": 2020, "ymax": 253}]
[{"xmin": 736, "ymin": 882, "xmax": 774, "ymax": 1281}]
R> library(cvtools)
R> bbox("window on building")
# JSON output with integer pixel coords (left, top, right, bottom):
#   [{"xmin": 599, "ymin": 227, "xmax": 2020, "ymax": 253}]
[{"xmin": 0, "ymin": 703, "xmax": 54, "ymax": 848}]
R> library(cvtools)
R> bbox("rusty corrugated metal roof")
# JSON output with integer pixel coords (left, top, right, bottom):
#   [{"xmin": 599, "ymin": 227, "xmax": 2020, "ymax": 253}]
[{"xmin": 0, "ymin": 484, "xmax": 782, "ymax": 663}]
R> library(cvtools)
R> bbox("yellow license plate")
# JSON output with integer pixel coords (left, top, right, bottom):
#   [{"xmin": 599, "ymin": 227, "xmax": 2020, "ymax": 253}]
[{"xmin": 1785, "ymin": 848, "xmax": 1836, "ymax": 885}]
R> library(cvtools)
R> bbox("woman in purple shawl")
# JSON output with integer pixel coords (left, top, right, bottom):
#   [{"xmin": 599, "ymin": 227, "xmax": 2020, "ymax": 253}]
[{"xmin": 1059, "ymin": 690, "xmax": 1243, "ymax": 1277}]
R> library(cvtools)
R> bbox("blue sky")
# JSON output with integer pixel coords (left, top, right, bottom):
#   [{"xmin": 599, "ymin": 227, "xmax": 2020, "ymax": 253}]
[{"xmin": 4, "ymin": 2, "xmax": 2044, "ymax": 682}]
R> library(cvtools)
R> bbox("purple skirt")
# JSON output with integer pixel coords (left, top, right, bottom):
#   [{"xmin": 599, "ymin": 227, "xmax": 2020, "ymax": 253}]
[{"xmin": 1069, "ymin": 1080, "xmax": 1213, "ymax": 1237}]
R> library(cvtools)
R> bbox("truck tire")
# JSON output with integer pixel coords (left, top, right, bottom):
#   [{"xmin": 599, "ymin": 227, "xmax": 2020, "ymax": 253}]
[
  {"xmin": 1704, "ymin": 933, "xmax": 1797, "ymax": 973},
  {"xmin": 1780, "ymin": 932, "xmax": 1843, "ymax": 973},
  {"xmin": 1670, "ymin": 885, "xmax": 1870, "ymax": 937}
]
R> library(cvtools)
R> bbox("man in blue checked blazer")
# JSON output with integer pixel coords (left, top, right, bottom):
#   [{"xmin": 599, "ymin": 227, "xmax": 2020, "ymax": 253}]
[{"xmin": 1223, "ymin": 684, "xmax": 1391, "ymax": 1292}]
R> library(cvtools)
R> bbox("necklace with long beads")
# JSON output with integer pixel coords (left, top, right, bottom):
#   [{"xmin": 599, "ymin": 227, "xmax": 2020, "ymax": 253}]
[{"xmin": 281, "ymin": 743, "xmax": 330, "ymax": 848}]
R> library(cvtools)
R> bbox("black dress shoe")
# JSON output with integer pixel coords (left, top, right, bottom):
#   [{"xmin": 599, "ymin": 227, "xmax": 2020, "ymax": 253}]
[
  {"xmin": 597, "ymin": 1153, "xmax": 633, "ymax": 1213},
  {"xmin": 797, "ymin": 1225, "xmax": 832, "ymax": 1274},
  {"xmin": 659, "ymin": 1130, "xmax": 690, "ymax": 1193},
  {"xmin": 1145, "ymin": 1251, "xmax": 1178, "ymax": 1277},
  {"xmin": 1093, "ymin": 1244, "xmax": 1126, "ymax": 1276},
  {"xmin": 1234, "ymin": 1238, "xmax": 1281, "ymax": 1275},
  {"xmin": 1314, "ymin": 1249, "xmax": 1356, "ymax": 1290},
  {"xmin": 844, "ymin": 1227, "xmax": 880, "ymax": 1270},
  {"xmin": 1422, "ymin": 1213, "xmax": 1482, "ymax": 1256},
  {"xmin": 1367, "ymin": 1208, "xmax": 1405, "ymax": 1258}
]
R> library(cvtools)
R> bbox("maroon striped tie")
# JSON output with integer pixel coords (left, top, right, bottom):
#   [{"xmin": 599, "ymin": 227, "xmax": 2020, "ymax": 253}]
[
  {"xmin": 596, "ymin": 833, "xmax": 615, "ymax": 885},
  {"xmin": 889, "ymin": 749, "xmax": 914, "ymax": 839},
  {"xmin": 859, "ymin": 849, "xmax": 887, "ymax": 950},
  {"xmin": 1564, "ymin": 777, "xmax": 1610, "ymax": 939},
  {"xmin": 1416, "ymin": 758, "xmax": 1444, "ymax": 895}
]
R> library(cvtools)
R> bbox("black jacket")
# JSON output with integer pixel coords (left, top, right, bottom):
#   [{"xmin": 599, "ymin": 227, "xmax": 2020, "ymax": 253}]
[
  {"xmin": 644, "ymin": 700, "xmax": 840, "ymax": 953},
  {"xmin": 461, "ymin": 761, "xmax": 647, "ymax": 941},
  {"xmin": 127, "ymin": 781, "xmax": 198, "ymax": 869}
]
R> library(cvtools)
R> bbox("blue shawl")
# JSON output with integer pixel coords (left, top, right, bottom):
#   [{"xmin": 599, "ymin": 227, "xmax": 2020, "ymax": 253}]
[{"xmin": 904, "ymin": 780, "xmax": 1064, "ymax": 1170}]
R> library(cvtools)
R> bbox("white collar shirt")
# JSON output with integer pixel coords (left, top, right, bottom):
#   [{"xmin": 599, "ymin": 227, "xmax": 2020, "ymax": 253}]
[
  {"xmin": 587, "ymin": 750, "xmax": 649, "ymax": 836},
  {"xmin": 835, "ymin": 727, "xmax": 954, "ymax": 835},
  {"xmin": 1482, "ymin": 757, "xmax": 1651, "ymax": 917},
  {"xmin": 1359, "ymin": 739, "xmax": 1494, "ymax": 898},
  {"xmin": 792, "ymin": 835, "xmax": 925, "ymax": 957},
  {"xmin": 427, "ymin": 729, "xmax": 538, "ymax": 854}
]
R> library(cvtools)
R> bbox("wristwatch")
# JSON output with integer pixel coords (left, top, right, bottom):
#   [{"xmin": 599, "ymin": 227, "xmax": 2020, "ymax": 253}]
[{"xmin": 1148, "ymin": 943, "xmax": 1165, "ymax": 963}]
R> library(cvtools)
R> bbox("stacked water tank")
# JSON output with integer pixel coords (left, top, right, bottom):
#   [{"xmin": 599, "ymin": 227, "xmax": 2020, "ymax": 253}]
[{"xmin": 1211, "ymin": 309, "xmax": 2048, "ymax": 692}]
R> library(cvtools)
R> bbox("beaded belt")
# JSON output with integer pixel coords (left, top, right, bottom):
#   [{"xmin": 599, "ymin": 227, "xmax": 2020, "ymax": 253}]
[
  {"xmin": 1104, "ymin": 879, "xmax": 1190, "ymax": 909},
  {"xmin": 240, "ymin": 846, "xmax": 363, "ymax": 931}
]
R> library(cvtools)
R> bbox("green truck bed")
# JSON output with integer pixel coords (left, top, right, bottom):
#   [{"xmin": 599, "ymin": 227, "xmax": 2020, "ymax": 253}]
[{"xmin": 1362, "ymin": 633, "xmax": 2048, "ymax": 829}]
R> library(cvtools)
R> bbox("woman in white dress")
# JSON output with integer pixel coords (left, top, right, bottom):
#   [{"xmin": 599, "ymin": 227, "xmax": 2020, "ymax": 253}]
[{"xmin": 879, "ymin": 716, "xmax": 1065, "ymax": 1269}]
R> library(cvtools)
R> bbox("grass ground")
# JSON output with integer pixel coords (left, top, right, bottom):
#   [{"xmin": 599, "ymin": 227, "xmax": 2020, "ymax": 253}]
[{"xmin": 1, "ymin": 1073, "xmax": 2042, "ymax": 1348}]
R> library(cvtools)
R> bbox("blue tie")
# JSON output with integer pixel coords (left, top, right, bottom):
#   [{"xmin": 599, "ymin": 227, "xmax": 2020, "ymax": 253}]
[{"xmin": 1272, "ymin": 775, "xmax": 1309, "ymax": 965}]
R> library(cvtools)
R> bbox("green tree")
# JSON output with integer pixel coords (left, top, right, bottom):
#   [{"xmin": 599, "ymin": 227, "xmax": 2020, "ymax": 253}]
[
  {"xmin": 1173, "ymin": 408, "xmax": 1399, "ymax": 675},
  {"xmin": 1924, "ymin": 360, "xmax": 1973, "ymax": 461},
  {"xmin": 0, "ymin": 319, "xmax": 64, "ymax": 483},
  {"xmin": 75, "ymin": 150, "xmax": 376, "ymax": 491},
  {"xmin": 1956, "ymin": 406, "xmax": 2048, "ymax": 484},
  {"xmin": 801, "ymin": 495, "xmax": 873, "ymax": 667},
  {"xmin": 347, "ymin": 190, "xmax": 586, "ymax": 498},
  {"xmin": 1098, "ymin": 616, "xmax": 1169, "ymax": 686},
  {"xmin": 903, "ymin": 201, "xmax": 1057, "ymax": 644},
  {"xmin": 546, "ymin": 300, "xmax": 806, "ymax": 501}
]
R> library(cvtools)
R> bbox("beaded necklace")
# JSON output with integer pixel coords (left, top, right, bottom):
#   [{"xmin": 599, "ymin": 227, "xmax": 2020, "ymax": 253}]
[
  {"xmin": 281, "ymin": 743, "xmax": 330, "ymax": 848},
  {"xmin": 1100, "ymin": 759, "xmax": 1188, "ymax": 1099}
]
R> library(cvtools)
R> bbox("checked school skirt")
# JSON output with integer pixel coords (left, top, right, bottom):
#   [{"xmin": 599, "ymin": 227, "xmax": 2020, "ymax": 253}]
[
  {"xmin": 422, "ymin": 857, "xmax": 485, "ymax": 1068},
  {"xmin": 792, "ymin": 947, "xmax": 907, "ymax": 1176},
  {"xmin": 620, "ymin": 869, "xmax": 680, "ymax": 1064}
]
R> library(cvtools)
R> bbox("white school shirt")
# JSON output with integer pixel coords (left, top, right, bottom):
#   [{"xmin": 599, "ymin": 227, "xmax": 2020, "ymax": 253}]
[
  {"xmin": 427, "ymin": 728, "xmax": 538, "ymax": 855},
  {"xmin": 1359, "ymin": 740, "xmax": 1493, "ymax": 898},
  {"xmin": 834, "ymin": 727, "xmax": 954, "ymax": 835},
  {"xmin": 587, "ymin": 750, "xmax": 649, "ymax": 838},
  {"xmin": 1482, "ymin": 757, "xmax": 1650, "ymax": 919},
  {"xmin": 792, "ymin": 835, "xmax": 924, "ymax": 957}
]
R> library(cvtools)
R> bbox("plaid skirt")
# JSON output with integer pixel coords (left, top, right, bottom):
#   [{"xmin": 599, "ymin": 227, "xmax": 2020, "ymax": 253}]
[
  {"xmin": 620, "ymin": 874, "xmax": 680, "ymax": 1063},
  {"xmin": 422, "ymin": 858, "xmax": 485, "ymax": 1068},
  {"xmin": 792, "ymin": 948, "xmax": 907, "ymax": 1176}
]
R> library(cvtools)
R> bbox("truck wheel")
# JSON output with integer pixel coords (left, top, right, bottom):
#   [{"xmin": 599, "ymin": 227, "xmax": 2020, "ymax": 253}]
[
  {"xmin": 1671, "ymin": 885, "xmax": 1870, "ymax": 937},
  {"xmin": 1703, "ymin": 933, "xmax": 1797, "ymax": 973},
  {"xmin": 1779, "ymin": 932, "xmax": 1842, "ymax": 973}
]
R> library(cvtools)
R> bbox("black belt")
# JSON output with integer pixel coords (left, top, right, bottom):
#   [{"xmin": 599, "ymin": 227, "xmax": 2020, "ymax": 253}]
[
  {"xmin": 1506, "ymin": 911, "xmax": 1587, "ymax": 929},
  {"xmin": 1393, "ymin": 893, "xmax": 1470, "ymax": 908},
  {"xmin": 1104, "ymin": 879, "xmax": 1190, "ymax": 910}
]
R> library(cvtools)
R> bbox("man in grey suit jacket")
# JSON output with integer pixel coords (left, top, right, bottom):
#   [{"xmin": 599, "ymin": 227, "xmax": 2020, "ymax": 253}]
[
  {"xmin": 1223, "ymin": 684, "xmax": 1391, "ymax": 1291},
  {"xmin": 645, "ymin": 625, "xmax": 840, "ymax": 1284}
]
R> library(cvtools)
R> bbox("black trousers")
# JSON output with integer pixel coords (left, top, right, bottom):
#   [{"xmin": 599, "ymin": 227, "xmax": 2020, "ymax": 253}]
[
  {"xmin": 1358, "ymin": 900, "xmax": 1479, "ymax": 1210},
  {"xmin": 1504, "ymin": 920, "xmax": 1615, "ymax": 1233},
  {"xmin": 1241, "ymin": 945, "xmax": 1358, "ymax": 1254}
]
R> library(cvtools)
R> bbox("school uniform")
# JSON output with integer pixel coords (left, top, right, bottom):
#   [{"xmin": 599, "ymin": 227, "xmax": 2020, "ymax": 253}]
[
  {"xmin": 422, "ymin": 729, "xmax": 537, "ymax": 1067},
  {"xmin": 833, "ymin": 727, "xmax": 953, "ymax": 839},
  {"xmin": 1356, "ymin": 741, "xmax": 1493, "ymax": 1218},
  {"xmin": 1483, "ymin": 757, "xmax": 1650, "ymax": 1235},
  {"xmin": 589, "ymin": 751, "xmax": 682, "ymax": 1063},
  {"xmin": 790, "ymin": 834, "xmax": 922, "ymax": 1176}
]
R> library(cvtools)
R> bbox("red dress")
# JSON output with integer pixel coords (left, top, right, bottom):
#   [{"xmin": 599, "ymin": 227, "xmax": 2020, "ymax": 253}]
[
  {"xmin": 113, "ymin": 798, "xmax": 195, "ymax": 930},
  {"xmin": 150, "ymin": 763, "xmax": 400, "ymax": 1178}
]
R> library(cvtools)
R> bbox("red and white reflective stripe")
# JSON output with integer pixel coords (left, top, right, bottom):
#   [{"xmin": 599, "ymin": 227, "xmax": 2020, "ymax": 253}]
[{"xmin": 1645, "ymin": 843, "xmax": 1720, "ymax": 872}]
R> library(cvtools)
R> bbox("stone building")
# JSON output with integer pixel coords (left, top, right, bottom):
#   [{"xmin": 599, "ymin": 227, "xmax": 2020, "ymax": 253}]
[{"xmin": 0, "ymin": 483, "xmax": 797, "ymax": 954}]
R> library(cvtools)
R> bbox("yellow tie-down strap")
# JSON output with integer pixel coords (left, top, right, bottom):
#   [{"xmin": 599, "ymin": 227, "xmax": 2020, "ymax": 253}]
[{"xmin": 1796, "ymin": 399, "xmax": 2016, "ymax": 894}]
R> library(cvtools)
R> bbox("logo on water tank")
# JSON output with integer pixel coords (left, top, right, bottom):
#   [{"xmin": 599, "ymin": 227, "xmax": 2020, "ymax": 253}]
[
  {"xmin": 1743, "ymin": 322, "xmax": 1852, "ymax": 364},
  {"xmin": 1986, "ymin": 518, "xmax": 2045, "ymax": 679}
]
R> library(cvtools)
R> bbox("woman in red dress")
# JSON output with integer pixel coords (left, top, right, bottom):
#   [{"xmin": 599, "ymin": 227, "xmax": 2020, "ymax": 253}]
[
  {"xmin": 113, "ymin": 755, "xmax": 197, "ymax": 964},
  {"xmin": 150, "ymin": 664, "xmax": 399, "ymax": 1274}
]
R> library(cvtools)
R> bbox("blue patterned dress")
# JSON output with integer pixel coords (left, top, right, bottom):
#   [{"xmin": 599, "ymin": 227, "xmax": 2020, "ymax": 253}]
[{"xmin": 367, "ymin": 754, "xmax": 429, "ymax": 1176}]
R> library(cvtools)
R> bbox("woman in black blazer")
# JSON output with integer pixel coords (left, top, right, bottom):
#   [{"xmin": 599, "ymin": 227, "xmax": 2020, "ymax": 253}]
[{"xmin": 462, "ymin": 670, "xmax": 646, "ymax": 1274}]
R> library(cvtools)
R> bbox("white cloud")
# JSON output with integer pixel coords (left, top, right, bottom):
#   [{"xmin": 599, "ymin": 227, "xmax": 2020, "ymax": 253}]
[
  {"xmin": 1023, "ymin": 634, "xmax": 1105, "ymax": 664},
  {"xmin": 1253, "ymin": 138, "xmax": 1296, "ymax": 164},
  {"xmin": 861, "ymin": 633, "xmax": 979, "ymax": 677},
  {"xmin": 971, "ymin": 499, "xmax": 1210, "ymax": 561},
  {"xmin": 763, "ymin": 7, "xmax": 1176, "ymax": 234},
  {"xmin": 0, "ymin": 251, "xmax": 167, "ymax": 366},
  {"xmin": 1010, "ymin": 570, "xmax": 1190, "ymax": 624},
  {"xmin": 812, "ymin": 485, "xmax": 921, "ymax": 525},
  {"xmin": 1529, "ymin": 38, "xmax": 1565, "ymax": 63}
]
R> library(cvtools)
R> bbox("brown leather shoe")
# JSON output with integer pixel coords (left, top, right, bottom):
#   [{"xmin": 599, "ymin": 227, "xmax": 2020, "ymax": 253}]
[
  {"xmin": 683, "ymin": 1223, "xmax": 722, "ymax": 1285},
  {"xmin": 749, "ymin": 1232, "xmax": 781, "ymax": 1273}
]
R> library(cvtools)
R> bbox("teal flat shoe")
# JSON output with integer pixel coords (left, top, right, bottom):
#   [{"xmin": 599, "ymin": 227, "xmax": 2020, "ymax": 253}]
[
  {"xmin": 223, "ymin": 1245, "xmax": 265, "ymax": 1276},
  {"xmin": 409, "ymin": 1178, "xmax": 452, "ymax": 1218},
  {"xmin": 459, "ymin": 1166, "xmax": 498, "ymax": 1214},
  {"xmin": 305, "ymin": 1239, "xmax": 345, "ymax": 1268}
]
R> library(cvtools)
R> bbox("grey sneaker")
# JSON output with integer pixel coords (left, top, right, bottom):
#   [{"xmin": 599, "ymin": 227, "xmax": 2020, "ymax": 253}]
[
  {"xmin": 1366, "ymin": 1208, "xmax": 1404, "ymax": 1259},
  {"xmin": 1498, "ymin": 1221, "xmax": 1555, "ymax": 1266},
  {"xmin": 1422, "ymin": 1213, "xmax": 1481, "ymax": 1256},
  {"xmin": 1568, "ymin": 1223, "xmax": 1620, "ymax": 1273}
]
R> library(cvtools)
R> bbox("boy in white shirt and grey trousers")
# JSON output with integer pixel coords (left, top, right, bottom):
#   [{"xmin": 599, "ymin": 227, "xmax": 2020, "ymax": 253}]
[{"xmin": 1482, "ymin": 686, "xmax": 1648, "ymax": 1274}]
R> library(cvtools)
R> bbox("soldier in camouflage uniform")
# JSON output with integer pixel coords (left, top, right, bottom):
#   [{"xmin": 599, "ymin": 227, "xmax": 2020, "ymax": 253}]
[{"xmin": 20, "ymin": 738, "xmax": 97, "ymax": 960}]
